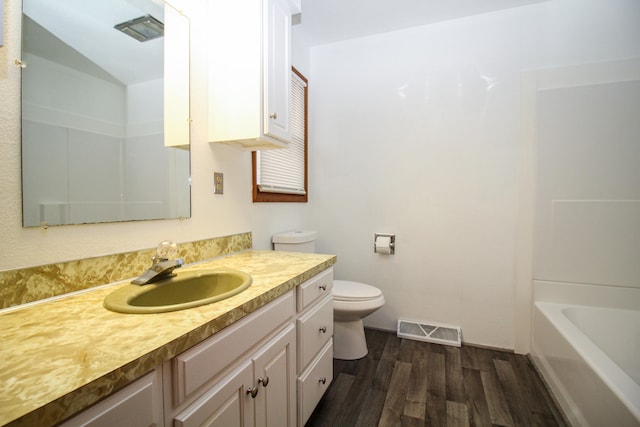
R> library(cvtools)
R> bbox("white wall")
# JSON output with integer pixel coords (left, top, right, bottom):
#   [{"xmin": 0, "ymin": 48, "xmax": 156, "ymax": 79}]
[{"xmin": 304, "ymin": 0, "xmax": 640, "ymax": 349}]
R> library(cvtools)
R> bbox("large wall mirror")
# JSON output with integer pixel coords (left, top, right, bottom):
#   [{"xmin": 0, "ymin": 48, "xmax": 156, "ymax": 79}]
[{"xmin": 21, "ymin": 0, "xmax": 191, "ymax": 227}]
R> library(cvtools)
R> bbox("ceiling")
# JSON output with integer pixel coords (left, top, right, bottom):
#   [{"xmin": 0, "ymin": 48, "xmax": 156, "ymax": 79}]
[
  {"xmin": 294, "ymin": 0, "xmax": 548, "ymax": 46},
  {"xmin": 23, "ymin": 0, "xmax": 548, "ymax": 85}
]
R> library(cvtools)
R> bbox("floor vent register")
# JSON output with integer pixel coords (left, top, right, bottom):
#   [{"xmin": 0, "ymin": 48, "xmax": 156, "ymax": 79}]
[{"xmin": 397, "ymin": 319, "xmax": 462, "ymax": 347}]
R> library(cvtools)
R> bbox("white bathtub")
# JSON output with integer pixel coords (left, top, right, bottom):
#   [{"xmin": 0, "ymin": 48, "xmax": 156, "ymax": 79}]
[{"xmin": 532, "ymin": 302, "xmax": 640, "ymax": 426}]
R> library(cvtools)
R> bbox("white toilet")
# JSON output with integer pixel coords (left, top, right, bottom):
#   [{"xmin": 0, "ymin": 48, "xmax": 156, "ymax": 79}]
[
  {"xmin": 332, "ymin": 280, "xmax": 385, "ymax": 359},
  {"xmin": 272, "ymin": 230, "xmax": 385, "ymax": 360}
]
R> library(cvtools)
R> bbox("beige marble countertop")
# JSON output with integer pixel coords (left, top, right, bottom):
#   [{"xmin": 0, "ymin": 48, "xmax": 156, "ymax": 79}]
[{"xmin": 0, "ymin": 250, "xmax": 336, "ymax": 427}]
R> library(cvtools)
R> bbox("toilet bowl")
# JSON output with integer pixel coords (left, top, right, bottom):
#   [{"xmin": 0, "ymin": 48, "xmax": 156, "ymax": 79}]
[
  {"xmin": 333, "ymin": 280, "xmax": 385, "ymax": 360},
  {"xmin": 272, "ymin": 230, "xmax": 386, "ymax": 361}
]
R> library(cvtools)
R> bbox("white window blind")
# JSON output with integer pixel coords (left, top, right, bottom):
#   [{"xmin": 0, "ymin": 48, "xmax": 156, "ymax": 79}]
[{"xmin": 256, "ymin": 72, "xmax": 306, "ymax": 195}]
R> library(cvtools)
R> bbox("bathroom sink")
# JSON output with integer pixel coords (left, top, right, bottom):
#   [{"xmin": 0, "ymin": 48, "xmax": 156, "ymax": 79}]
[{"xmin": 103, "ymin": 268, "xmax": 252, "ymax": 314}]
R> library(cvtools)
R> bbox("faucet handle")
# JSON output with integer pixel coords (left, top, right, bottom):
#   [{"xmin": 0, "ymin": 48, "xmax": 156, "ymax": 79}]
[{"xmin": 156, "ymin": 240, "xmax": 178, "ymax": 260}]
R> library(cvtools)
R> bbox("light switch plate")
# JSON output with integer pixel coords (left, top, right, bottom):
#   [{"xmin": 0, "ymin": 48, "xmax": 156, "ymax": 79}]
[{"xmin": 214, "ymin": 172, "xmax": 223, "ymax": 194}]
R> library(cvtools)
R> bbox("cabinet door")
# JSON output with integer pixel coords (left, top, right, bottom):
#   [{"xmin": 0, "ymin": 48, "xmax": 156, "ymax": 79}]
[
  {"xmin": 59, "ymin": 369, "xmax": 162, "ymax": 427},
  {"xmin": 263, "ymin": 0, "xmax": 292, "ymax": 143},
  {"xmin": 174, "ymin": 361, "xmax": 254, "ymax": 427},
  {"xmin": 252, "ymin": 324, "xmax": 296, "ymax": 427}
]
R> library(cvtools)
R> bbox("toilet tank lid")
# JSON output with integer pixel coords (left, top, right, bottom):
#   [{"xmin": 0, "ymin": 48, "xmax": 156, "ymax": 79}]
[
  {"xmin": 333, "ymin": 280, "xmax": 383, "ymax": 300},
  {"xmin": 272, "ymin": 230, "xmax": 318, "ymax": 244}
]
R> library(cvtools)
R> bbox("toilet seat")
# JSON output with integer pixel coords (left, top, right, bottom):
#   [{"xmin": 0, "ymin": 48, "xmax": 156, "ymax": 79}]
[{"xmin": 333, "ymin": 280, "xmax": 382, "ymax": 301}]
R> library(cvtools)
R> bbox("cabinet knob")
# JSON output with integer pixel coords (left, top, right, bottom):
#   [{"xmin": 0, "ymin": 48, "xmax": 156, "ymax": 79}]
[
  {"xmin": 246, "ymin": 387, "xmax": 259, "ymax": 398},
  {"xmin": 269, "ymin": 112, "xmax": 278, "ymax": 119},
  {"xmin": 319, "ymin": 326, "xmax": 327, "ymax": 333},
  {"xmin": 319, "ymin": 377, "xmax": 327, "ymax": 385},
  {"xmin": 258, "ymin": 376, "xmax": 270, "ymax": 388},
  {"xmin": 319, "ymin": 284, "xmax": 327, "ymax": 291}
]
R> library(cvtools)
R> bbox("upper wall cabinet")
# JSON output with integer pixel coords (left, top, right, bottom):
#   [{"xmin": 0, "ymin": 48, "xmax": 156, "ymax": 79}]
[{"xmin": 207, "ymin": 0, "xmax": 300, "ymax": 149}]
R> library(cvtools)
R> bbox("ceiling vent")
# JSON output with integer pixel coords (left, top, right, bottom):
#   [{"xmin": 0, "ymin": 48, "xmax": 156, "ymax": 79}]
[{"xmin": 114, "ymin": 14, "xmax": 164, "ymax": 42}]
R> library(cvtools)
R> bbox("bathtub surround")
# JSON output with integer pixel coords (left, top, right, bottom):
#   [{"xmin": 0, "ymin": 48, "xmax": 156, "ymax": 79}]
[
  {"xmin": 0, "ymin": 233, "xmax": 252, "ymax": 309},
  {"xmin": 534, "ymin": 78, "xmax": 640, "ymax": 287},
  {"xmin": 529, "ymin": 59, "xmax": 640, "ymax": 425}
]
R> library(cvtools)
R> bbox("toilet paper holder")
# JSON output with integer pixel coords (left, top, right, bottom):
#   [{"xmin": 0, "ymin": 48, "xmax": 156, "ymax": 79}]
[{"xmin": 374, "ymin": 233, "xmax": 395, "ymax": 255}]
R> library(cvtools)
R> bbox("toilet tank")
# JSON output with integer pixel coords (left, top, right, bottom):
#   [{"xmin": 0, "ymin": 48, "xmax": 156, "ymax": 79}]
[{"xmin": 272, "ymin": 230, "xmax": 318, "ymax": 253}]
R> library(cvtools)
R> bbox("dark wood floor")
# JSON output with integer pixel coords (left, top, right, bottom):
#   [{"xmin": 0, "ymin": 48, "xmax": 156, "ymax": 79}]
[{"xmin": 306, "ymin": 328, "xmax": 567, "ymax": 427}]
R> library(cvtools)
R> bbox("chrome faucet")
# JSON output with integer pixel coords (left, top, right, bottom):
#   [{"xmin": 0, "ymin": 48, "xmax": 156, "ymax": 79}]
[{"xmin": 132, "ymin": 241, "xmax": 184, "ymax": 285}]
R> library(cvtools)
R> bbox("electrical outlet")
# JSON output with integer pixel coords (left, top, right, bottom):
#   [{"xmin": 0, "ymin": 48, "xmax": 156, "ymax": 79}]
[{"xmin": 214, "ymin": 172, "xmax": 224, "ymax": 194}]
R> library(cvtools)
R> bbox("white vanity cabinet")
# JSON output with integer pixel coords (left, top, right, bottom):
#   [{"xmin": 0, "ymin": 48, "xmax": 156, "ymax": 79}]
[
  {"xmin": 207, "ymin": 0, "xmax": 300, "ymax": 149},
  {"xmin": 61, "ymin": 269, "xmax": 334, "ymax": 427},
  {"xmin": 165, "ymin": 291, "xmax": 296, "ymax": 427},
  {"xmin": 295, "ymin": 268, "xmax": 334, "ymax": 426},
  {"xmin": 59, "ymin": 369, "xmax": 163, "ymax": 427}
]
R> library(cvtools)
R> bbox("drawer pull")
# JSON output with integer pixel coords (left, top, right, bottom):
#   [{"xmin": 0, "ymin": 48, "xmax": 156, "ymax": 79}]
[
  {"xmin": 319, "ymin": 326, "xmax": 327, "ymax": 333},
  {"xmin": 319, "ymin": 284, "xmax": 327, "ymax": 291},
  {"xmin": 258, "ymin": 376, "xmax": 269, "ymax": 387},
  {"xmin": 247, "ymin": 386, "xmax": 259, "ymax": 398},
  {"xmin": 318, "ymin": 377, "xmax": 327, "ymax": 385}
]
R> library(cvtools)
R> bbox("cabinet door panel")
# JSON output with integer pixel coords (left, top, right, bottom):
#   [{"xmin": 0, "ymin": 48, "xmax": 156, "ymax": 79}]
[
  {"xmin": 174, "ymin": 361, "xmax": 254, "ymax": 427},
  {"xmin": 253, "ymin": 324, "xmax": 296, "ymax": 427},
  {"xmin": 207, "ymin": 0, "xmax": 291, "ymax": 148},
  {"xmin": 59, "ymin": 369, "xmax": 162, "ymax": 427},
  {"xmin": 264, "ymin": 0, "xmax": 291, "ymax": 142}
]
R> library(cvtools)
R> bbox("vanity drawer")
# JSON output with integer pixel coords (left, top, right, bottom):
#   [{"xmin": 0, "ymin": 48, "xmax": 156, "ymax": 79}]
[
  {"xmin": 297, "ymin": 295, "xmax": 333, "ymax": 372},
  {"xmin": 298, "ymin": 340, "xmax": 333, "ymax": 426},
  {"xmin": 297, "ymin": 267, "xmax": 333, "ymax": 312},
  {"xmin": 172, "ymin": 291, "xmax": 294, "ymax": 405}
]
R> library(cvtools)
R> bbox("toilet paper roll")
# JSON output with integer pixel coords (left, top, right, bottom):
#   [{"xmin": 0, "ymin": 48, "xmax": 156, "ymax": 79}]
[{"xmin": 375, "ymin": 236, "xmax": 392, "ymax": 254}]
